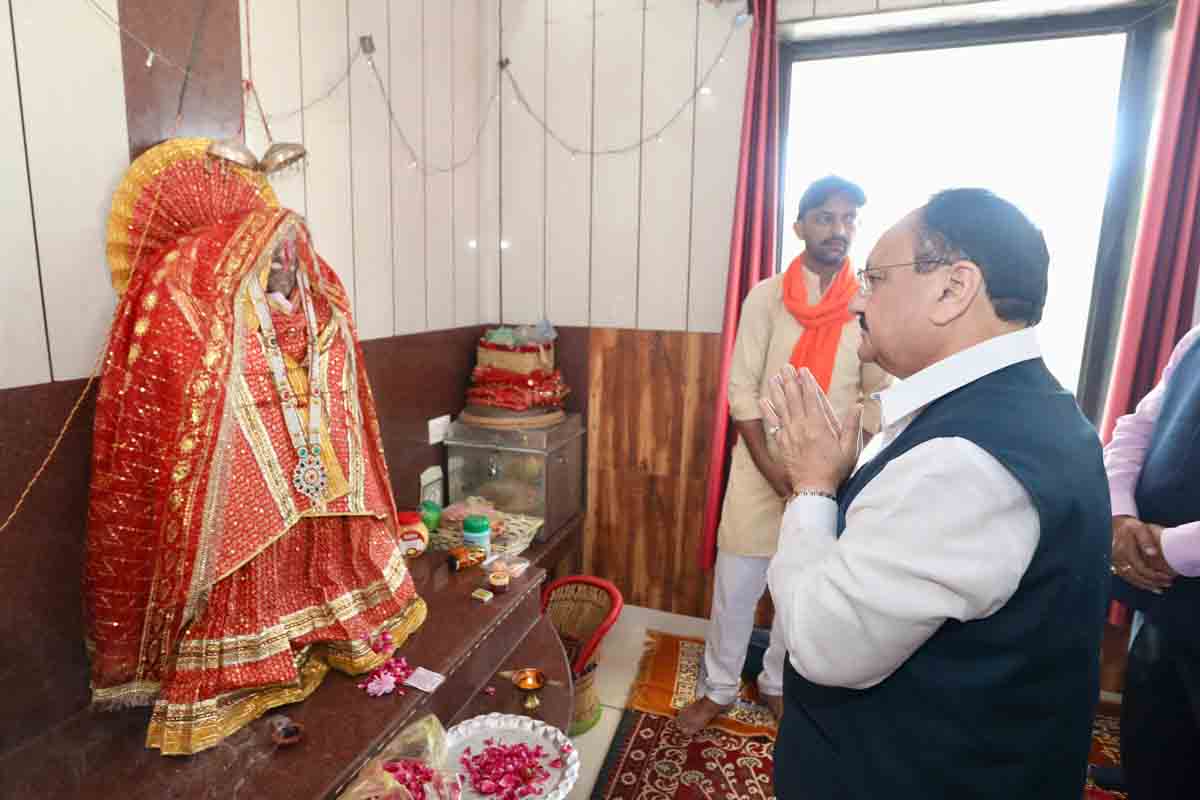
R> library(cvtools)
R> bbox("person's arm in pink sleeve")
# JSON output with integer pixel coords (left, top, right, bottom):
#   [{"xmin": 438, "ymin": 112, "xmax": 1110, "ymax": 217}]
[
  {"xmin": 1162, "ymin": 523, "xmax": 1200, "ymax": 577},
  {"xmin": 1104, "ymin": 384, "xmax": 1165, "ymax": 518},
  {"xmin": 1103, "ymin": 327, "xmax": 1200, "ymax": 517}
]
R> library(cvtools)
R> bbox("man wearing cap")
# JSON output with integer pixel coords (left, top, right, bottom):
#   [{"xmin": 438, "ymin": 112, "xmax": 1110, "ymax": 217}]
[{"xmin": 677, "ymin": 176, "xmax": 891, "ymax": 736}]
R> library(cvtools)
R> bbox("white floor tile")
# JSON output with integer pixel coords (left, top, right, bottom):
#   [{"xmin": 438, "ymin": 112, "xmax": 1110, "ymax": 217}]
[
  {"xmin": 593, "ymin": 605, "xmax": 708, "ymax": 708},
  {"xmin": 562, "ymin": 606, "xmax": 710, "ymax": 797},
  {"xmin": 566, "ymin": 705, "xmax": 623, "ymax": 799}
]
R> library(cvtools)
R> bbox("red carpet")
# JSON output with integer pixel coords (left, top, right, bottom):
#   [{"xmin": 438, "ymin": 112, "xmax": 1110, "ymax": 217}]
[{"xmin": 600, "ymin": 633, "xmax": 1126, "ymax": 799}]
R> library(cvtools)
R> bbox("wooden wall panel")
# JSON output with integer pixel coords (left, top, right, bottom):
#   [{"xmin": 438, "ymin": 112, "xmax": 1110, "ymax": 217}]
[
  {"xmin": 0, "ymin": 379, "xmax": 96, "ymax": 753},
  {"xmin": 0, "ymin": 10, "xmax": 47, "ymax": 390},
  {"xmin": 544, "ymin": 0, "xmax": 593, "ymax": 327},
  {"xmin": 500, "ymin": 0, "xmax": 546, "ymax": 325},
  {"xmin": 584, "ymin": 328, "xmax": 720, "ymax": 617},
  {"xmin": 117, "ymin": 0, "xmax": 243, "ymax": 158}
]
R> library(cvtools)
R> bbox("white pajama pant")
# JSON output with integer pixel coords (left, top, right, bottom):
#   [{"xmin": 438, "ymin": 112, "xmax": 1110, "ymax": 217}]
[{"xmin": 699, "ymin": 550, "xmax": 787, "ymax": 705}]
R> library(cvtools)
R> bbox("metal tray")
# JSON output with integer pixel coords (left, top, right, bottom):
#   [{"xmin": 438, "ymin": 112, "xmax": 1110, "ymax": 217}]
[{"xmin": 445, "ymin": 714, "xmax": 580, "ymax": 800}]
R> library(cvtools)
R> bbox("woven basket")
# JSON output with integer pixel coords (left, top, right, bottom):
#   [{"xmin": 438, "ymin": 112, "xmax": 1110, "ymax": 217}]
[
  {"xmin": 477, "ymin": 342, "xmax": 555, "ymax": 375},
  {"xmin": 542, "ymin": 578, "xmax": 623, "ymax": 736},
  {"xmin": 570, "ymin": 666, "xmax": 601, "ymax": 736}
]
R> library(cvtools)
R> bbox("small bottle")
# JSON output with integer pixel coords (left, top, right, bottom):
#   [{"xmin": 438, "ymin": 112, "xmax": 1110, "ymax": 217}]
[
  {"xmin": 462, "ymin": 514, "xmax": 491, "ymax": 560},
  {"xmin": 395, "ymin": 511, "xmax": 430, "ymax": 558}
]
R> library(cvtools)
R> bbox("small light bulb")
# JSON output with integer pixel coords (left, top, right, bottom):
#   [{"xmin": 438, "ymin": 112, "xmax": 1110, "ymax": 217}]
[
  {"xmin": 699, "ymin": 86, "xmax": 713, "ymax": 96},
  {"xmin": 500, "ymin": 239, "xmax": 512, "ymax": 250},
  {"xmin": 467, "ymin": 239, "xmax": 478, "ymax": 249},
  {"xmin": 408, "ymin": 159, "xmax": 418, "ymax": 169},
  {"xmin": 145, "ymin": 50, "xmax": 155, "ymax": 69}
]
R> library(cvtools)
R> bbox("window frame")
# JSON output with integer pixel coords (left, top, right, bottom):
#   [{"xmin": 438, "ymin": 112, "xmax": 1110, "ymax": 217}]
[{"xmin": 776, "ymin": 3, "xmax": 1174, "ymax": 418}]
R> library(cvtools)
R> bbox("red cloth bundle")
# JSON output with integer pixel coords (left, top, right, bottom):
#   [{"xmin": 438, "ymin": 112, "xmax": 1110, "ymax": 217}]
[{"xmin": 467, "ymin": 366, "xmax": 569, "ymax": 411}]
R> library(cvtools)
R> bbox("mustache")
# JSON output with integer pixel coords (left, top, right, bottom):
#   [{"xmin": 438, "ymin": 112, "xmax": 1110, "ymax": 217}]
[{"xmin": 822, "ymin": 237, "xmax": 849, "ymax": 248}]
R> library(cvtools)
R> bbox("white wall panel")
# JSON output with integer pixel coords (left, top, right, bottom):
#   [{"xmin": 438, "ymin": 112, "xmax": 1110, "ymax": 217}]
[
  {"xmin": 589, "ymin": 0, "xmax": 643, "ymax": 329},
  {"xmin": 478, "ymin": 0, "xmax": 502, "ymax": 324},
  {"xmin": 241, "ymin": 0, "xmax": 307, "ymax": 215},
  {"xmin": 500, "ymin": 0, "xmax": 546, "ymax": 326},
  {"xmin": 300, "ymin": 1, "xmax": 357, "ymax": 308},
  {"xmin": 637, "ymin": 1, "xmax": 697, "ymax": 332},
  {"xmin": 391, "ymin": 0, "xmax": 428, "ymax": 335},
  {"xmin": 544, "ymin": 0, "xmax": 592, "ymax": 327},
  {"xmin": 425, "ymin": 0, "xmax": 456, "ymax": 330},
  {"xmin": 452, "ymin": 0, "xmax": 482, "ymax": 327},
  {"xmin": 348, "ymin": 0, "xmax": 394, "ymax": 340},
  {"xmin": 0, "ymin": 6, "xmax": 47, "ymax": 389},
  {"xmin": 12, "ymin": 0, "xmax": 126, "ymax": 380},
  {"xmin": 687, "ymin": 4, "xmax": 750, "ymax": 333}
]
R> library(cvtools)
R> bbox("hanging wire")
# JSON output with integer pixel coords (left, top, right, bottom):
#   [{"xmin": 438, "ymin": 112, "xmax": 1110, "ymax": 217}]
[
  {"xmin": 84, "ymin": 0, "xmax": 359, "ymax": 125},
  {"xmin": 502, "ymin": 8, "xmax": 745, "ymax": 157},
  {"xmin": 364, "ymin": 49, "xmax": 500, "ymax": 176},
  {"xmin": 85, "ymin": 0, "xmax": 748, "ymax": 172}
]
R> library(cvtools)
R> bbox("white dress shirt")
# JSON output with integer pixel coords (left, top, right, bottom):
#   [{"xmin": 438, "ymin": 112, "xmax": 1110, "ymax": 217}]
[{"xmin": 767, "ymin": 328, "xmax": 1043, "ymax": 690}]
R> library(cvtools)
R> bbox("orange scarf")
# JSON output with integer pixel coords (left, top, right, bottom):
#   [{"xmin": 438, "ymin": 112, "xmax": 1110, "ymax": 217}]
[{"xmin": 781, "ymin": 253, "xmax": 857, "ymax": 391}]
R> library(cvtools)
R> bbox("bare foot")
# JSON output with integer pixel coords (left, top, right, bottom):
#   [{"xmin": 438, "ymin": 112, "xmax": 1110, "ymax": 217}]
[
  {"xmin": 762, "ymin": 692, "xmax": 784, "ymax": 722},
  {"xmin": 675, "ymin": 697, "xmax": 732, "ymax": 737}
]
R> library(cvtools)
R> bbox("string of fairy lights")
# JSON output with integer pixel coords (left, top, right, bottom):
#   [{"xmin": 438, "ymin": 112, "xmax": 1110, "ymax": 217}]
[{"xmin": 84, "ymin": 0, "xmax": 750, "ymax": 176}]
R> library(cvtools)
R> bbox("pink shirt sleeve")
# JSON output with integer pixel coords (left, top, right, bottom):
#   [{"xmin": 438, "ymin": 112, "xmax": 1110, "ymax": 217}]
[{"xmin": 1103, "ymin": 327, "xmax": 1200, "ymax": 577}]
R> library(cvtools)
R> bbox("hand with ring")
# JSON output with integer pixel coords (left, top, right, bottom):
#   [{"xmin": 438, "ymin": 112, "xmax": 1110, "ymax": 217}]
[
  {"xmin": 1110, "ymin": 515, "xmax": 1175, "ymax": 593},
  {"xmin": 759, "ymin": 364, "xmax": 862, "ymax": 496}
]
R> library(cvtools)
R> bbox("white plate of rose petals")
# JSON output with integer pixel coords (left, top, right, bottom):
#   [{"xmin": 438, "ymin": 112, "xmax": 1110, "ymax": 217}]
[{"xmin": 446, "ymin": 714, "xmax": 579, "ymax": 800}]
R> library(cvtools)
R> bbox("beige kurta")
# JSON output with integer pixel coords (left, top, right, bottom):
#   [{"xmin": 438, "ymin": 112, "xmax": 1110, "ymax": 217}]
[{"xmin": 716, "ymin": 265, "xmax": 893, "ymax": 557}]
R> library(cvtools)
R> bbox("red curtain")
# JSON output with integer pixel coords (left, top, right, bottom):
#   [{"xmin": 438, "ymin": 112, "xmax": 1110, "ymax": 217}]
[
  {"xmin": 698, "ymin": 0, "xmax": 779, "ymax": 571},
  {"xmin": 1100, "ymin": 0, "xmax": 1200, "ymax": 623}
]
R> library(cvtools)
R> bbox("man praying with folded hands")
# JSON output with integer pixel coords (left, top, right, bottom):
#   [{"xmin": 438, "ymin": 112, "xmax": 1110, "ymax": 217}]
[{"xmin": 762, "ymin": 189, "xmax": 1111, "ymax": 800}]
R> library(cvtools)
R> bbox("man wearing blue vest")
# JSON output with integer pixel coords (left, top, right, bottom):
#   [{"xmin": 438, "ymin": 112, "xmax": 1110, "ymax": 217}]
[
  {"xmin": 760, "ymin": 188, "xmax": 1111, "ymax": 798},
  {"xmin": 1104, "ymin": 323, "xmax": 1200, "ymax": 799}
]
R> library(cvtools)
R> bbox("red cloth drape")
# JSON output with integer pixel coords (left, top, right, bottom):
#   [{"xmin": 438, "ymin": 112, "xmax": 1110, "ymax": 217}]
[
  {"xmin": 698, "ymin": 0, "xmax": 779, "ymax": 571},
  {"xmin": 1099, "ymin": 0, "xmax": 1200, "ymax": 624}
]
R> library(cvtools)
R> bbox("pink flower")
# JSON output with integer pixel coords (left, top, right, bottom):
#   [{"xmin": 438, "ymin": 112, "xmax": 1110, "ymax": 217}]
[
  {"xmin": 484, "ymin": 686, "xmax": 497, "ymax": 697},
  {"xmin": 548, "ymin": 758, "xmax": 563, "ymax": 769},
  {"xmin": 366, "ymin": 672, "xmax": 397, "ymax": 697}
]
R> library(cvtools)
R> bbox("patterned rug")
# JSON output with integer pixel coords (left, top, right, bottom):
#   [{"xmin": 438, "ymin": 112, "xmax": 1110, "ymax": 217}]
[
  {"xmin": 629, "ymin": 631, "xmax": 776, "ymax": 739},
  {"xmin": 614, "ymin": 630, "xmax": 1128, "ymax": 798},
  {"xmin": 590, "ymin": 709, "xmax": 773, "ymax": 800},
  {"xmin": 1085, "ymin": 706, "xmax": 1127, "ymax": 799}
]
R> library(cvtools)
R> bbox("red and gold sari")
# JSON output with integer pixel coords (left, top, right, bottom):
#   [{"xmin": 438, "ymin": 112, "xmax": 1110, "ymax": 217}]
[{"xmin": 85, "ymin": 139, "xmax": 425, "ymax": 755}]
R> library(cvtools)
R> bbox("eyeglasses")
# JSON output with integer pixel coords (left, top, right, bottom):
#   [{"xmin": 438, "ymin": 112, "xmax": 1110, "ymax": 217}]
[{"xmin": 855, "ymin": 259, "xmax": 950, "ymax": 296}]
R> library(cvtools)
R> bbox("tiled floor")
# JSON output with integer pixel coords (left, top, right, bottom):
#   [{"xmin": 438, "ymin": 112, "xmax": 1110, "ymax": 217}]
[{"xmin": 565, "ymin": 605, "xmax": 709, "ymax": 799}]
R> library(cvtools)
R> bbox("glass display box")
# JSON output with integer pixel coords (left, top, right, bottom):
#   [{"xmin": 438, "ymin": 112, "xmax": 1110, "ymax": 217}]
[{"xmin": 445, "ymin": 413, "xmax": 585, "ymax": 539}]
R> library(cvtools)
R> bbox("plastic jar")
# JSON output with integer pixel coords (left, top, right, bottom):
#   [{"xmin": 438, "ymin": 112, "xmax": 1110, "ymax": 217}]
[{"xmin": 462, "ymin": 514, "xmax": 492, "ymax": 559}]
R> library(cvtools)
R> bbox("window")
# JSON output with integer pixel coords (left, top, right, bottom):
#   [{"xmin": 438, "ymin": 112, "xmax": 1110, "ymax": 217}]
[{"xmin": 781, "ymin": 33, "xmax": 1129, "ymax": 393}]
